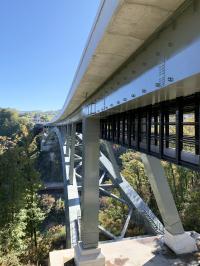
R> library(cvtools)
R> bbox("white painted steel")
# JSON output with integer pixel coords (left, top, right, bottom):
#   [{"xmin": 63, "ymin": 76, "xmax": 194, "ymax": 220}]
[{"xmin": 141, "ymin": 154, "xmax": 184, "ymax": 235}]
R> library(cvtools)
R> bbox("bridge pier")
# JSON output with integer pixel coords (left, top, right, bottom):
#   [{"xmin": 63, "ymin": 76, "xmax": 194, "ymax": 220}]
[
  {"xmin": 59, "ymin": 126, "xmax": 71, "ymax": 248},
  {"xmin": 74, "ymin": 118, "xmax": 105, "ymax": 266},
  {"xmin": 141, "ymin": 154, "xmax": 197, "ymax": 254},
  {"xmin": 69, "ymin": 123, "xmax": 76, "ymax": 185}
]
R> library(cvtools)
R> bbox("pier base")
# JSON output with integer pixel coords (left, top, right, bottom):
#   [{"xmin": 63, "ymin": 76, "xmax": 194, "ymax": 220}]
[
  {"xmin": 164, "ymin": 230, "xmax": 197, "ymax": 254},
  {"xmin": 74, "ymin": 242, "xmax": 105, "ymax": 266}
]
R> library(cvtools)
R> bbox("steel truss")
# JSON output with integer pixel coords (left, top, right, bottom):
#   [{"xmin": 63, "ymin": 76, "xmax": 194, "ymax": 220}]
[
  {"xmin": 100, "ymin": 93, "xmax": 200, "ymax": 171},
  {"xmin": 43, "ymin": 127, "xmax": 164, "ymax": 248},
  {"xmin": 47, "ymin": 127, "xmax": 81, "ymax": 248},
  {"xmin": 76, "ymin": 133, "xmax": 163, "ymax": 241}
]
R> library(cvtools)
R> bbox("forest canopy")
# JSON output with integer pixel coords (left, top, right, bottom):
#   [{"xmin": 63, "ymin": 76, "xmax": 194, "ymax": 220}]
[
  {"xmin": 0, "ymin": 108, "xmax": 29, "ymax": 137},
  {"xmin": 0, "ymin": 109, "xmax": 63, "ymax": 266}
]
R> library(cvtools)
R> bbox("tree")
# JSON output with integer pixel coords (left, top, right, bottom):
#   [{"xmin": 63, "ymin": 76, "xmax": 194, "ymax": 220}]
[
  {"xmin": 0, "ymin": 119, "xmax": 46, "ymax": 264},
  {"xmin": 120, "ymin": 151, "xmax": 156, "ymax": 210},
  {"xmin": 0, "ymin": 209, "xmax": 27, "ymax": 256},
  {"xmin": 24, "ymin": 190, "xmax": 45, "ymax": 251},
  {"xmin": 0, "ymin": 145, "xmax": 28, "ymax": 226}
]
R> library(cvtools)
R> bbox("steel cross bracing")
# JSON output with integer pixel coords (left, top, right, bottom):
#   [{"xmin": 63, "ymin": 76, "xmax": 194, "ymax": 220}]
[
  {"xmin": 100, "ymin": 93, "xmax": 200, "ymax": 171},
  {"xmin": 42, "ymin": 127, "xmax": 164, "ymax": 248},
  {"xmin": 76, "ymin": 133, "xmax": 164, "ymax": 239},
  {"xmin": 48, "ymin": 127, "xmax": 81, "ymax": 248}
]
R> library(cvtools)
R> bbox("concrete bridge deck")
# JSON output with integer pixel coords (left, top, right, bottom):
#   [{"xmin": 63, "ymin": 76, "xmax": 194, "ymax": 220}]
[{"xmin": 49, "ymin": 235, "xmax": 200, "ymax": 266}]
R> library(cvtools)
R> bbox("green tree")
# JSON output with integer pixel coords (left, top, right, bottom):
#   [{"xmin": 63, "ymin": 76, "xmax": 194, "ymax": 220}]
[
  {"xmin": 24, "ymin": 190, "xmax": 45, "ymax": 252},
  {"xmin": 0, "ymin": 145, "xmax": 28, "ymax": 226}
]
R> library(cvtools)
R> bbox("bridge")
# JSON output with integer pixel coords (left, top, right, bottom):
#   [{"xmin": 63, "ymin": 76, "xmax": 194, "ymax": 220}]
[{"xmin": 42, "ymin": 1, "xmax": 200, "ymax": 265}]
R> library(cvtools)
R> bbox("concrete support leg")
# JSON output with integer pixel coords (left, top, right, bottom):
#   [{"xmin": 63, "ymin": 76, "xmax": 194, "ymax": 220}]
[
  {"xmin": 141, "ymin": 154, "xmax": 197, "ymax": 254},
  {"xmin": 74, "ymin": 118, "xmax": 105, "ymax": 266}
]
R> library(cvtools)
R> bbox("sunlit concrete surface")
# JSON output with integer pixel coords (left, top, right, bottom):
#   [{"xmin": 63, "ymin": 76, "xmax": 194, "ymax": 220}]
[
  {"xmin": 49, "ymin": 235, "xmax": 200, "ymax": 266},
  {"xmin": 51, "ymin": 0, "xmax": 185, "ymax": 123},
  {"xmin": 49, "ymin": 249, "xmax": 74, "ymax": 266}
]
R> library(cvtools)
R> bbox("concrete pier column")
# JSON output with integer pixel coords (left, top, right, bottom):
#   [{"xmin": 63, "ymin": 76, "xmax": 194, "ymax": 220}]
[
  {"xmin": 141, "ymin": 154, "xmax": 197, "ymax": 254},
  {"xmin": 74, "ymin": 117, "xmax": 105, "ymax": 266}
]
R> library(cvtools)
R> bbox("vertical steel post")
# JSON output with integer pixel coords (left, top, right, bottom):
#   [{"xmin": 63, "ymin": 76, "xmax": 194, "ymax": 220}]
[
  {"xmin": 122, "ymin": 113, "xmax": 125, "ymax": 145},
  {"xmin": 165, "ymin": 110, "xmax": 169, "ymax": 149},
  {"xmin": 159, "ymin": 106, "xmax": 164, "ymax": 158},
  {"xmin": 128, "ymin": 111, "xmax": 132, "ymax": 147},
  {"xmin": 81, "ymin": 117, "xmax": 100, "ymax": 249},
  {"xmin": 154, "ymin": 113, "xmax": 158, "ymax": 146},
  {"xmin": 107, "ymin": 118, "xmax": 110, "ymax": 141},
  {"xmin": 146, "ymin": 107, "xmax": 151, "ymax": 153},
  {"xmin": 111, "ymin": 116, "xmax": 115, "ymax": 142},
  {"xmin": 117, "ymin": 115, "xmax": 120, "ymax": 144},
  {"xmin": 195, "ymin": 93, "xmax": 200, "ymax": 157},
  {"xmin": 176, "ymin": 98, "xmax": 183, "ymax": 163},
  {"xmin": 69, "ymin": 123, "xmax": 76, "ymax": 185},
  {"xmin": 131, "ymin": 112, "xmax": 135, "ymax": 147},
  {"xmin": 136, "ymin": 111, "xmax": 140, "ymax": 150}
]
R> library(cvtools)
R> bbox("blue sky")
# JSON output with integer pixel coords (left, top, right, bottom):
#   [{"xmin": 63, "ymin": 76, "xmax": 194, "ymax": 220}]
[{"xmin": 0, "ymin": 0, "xmax": 100, "ymax": 111}]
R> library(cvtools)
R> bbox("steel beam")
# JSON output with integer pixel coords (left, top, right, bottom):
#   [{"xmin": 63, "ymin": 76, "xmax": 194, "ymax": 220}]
[{"xmin": 141, "ymin": 154, "xmax": 184, "ymax": 235}]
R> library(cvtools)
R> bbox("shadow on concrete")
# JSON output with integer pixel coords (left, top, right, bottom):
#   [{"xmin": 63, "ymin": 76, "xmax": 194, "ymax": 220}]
[
  {"xmin": 106, "ymin": 258, "xmax": 129, "ymax": 266},
  {"xmin": 64, "ymin": 258, "xmax": 75, "ymax": 266},
  {"xmin": 143, "ymin": 239, "xmax": 200, "ymax": 266}
]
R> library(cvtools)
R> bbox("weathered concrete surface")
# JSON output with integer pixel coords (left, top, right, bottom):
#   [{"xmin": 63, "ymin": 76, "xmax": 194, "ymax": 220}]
[{"xmin": 49, "ymin": 235, "xmax": 200, "ymax": 266}]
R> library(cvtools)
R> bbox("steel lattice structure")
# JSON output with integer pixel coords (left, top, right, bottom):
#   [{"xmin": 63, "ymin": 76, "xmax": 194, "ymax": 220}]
[{"xmin": 42, "ymin": 129, "xmax": 164, "ymax": 248}]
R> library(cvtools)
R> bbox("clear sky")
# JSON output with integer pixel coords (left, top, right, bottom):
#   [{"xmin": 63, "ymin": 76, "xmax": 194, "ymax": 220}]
[{"xmin": 0, "ymin": 0, "xmax": 100, "ymax": 111}]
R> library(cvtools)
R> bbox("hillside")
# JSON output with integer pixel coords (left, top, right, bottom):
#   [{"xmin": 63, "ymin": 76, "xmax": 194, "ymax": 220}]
[{"xmin": 19, "ymin": 110, "xmax": 59, "ymax": 124}]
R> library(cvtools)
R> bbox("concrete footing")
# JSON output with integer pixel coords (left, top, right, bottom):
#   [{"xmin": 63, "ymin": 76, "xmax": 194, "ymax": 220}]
[
  {"xmin": 164, "ymin": 230, "xmax": 197, "ymax": 254},
  {"xmin": 74, "ymin": 242, "xmax": 105, "ymax": 266},
  {"xmin": 49, "ymin": 235, "xmax": 200, "ymax": 266}
]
